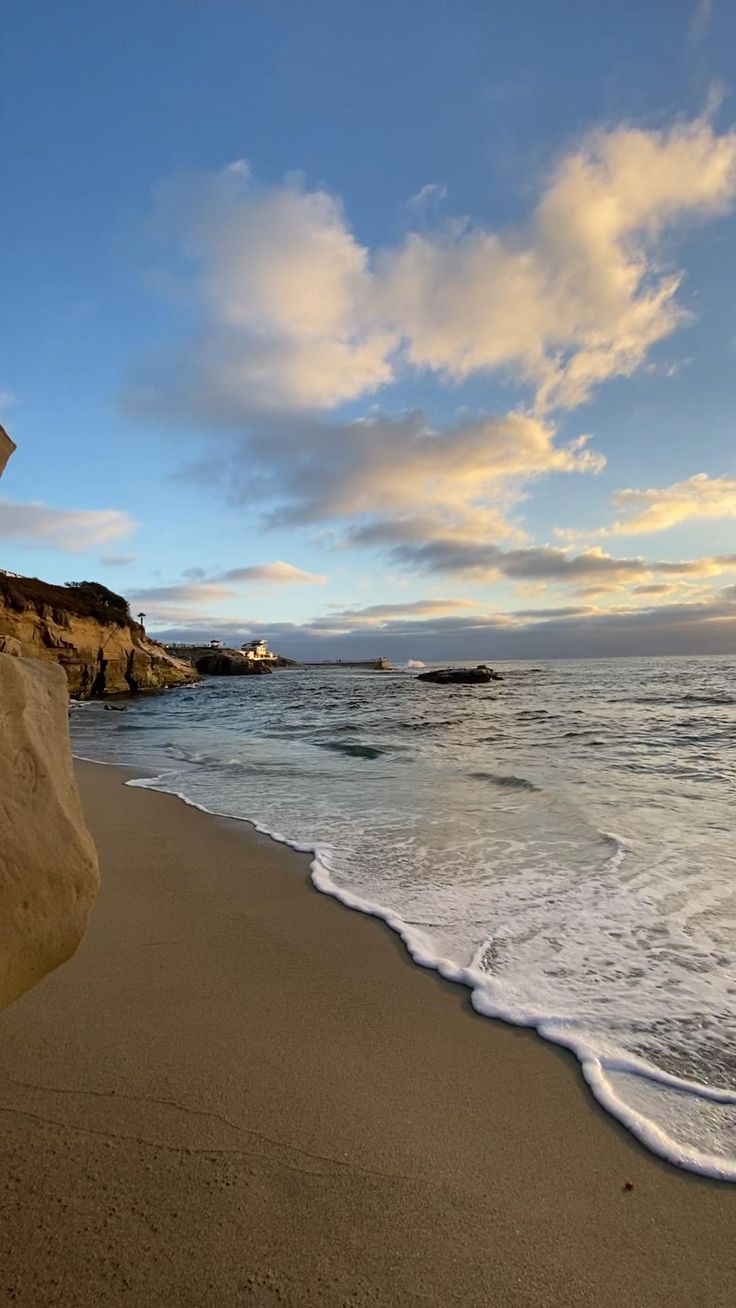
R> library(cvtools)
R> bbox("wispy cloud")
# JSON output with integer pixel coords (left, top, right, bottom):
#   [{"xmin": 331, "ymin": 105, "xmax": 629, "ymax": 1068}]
[
  {"xmin": 128, "ymin": 582, "xmax": 236, "ymax": 604},
  {"xmin": 101, "ymin": 553, "xmax": 137, "ymax": 567},
  {"xmin": 558, "ymin": 473, "xmax": 736, "ymax": 539},
  {"xmin": 175, "ymin": 408, "xmax": 603, "ymax": 550},
  {"xmin": 688, "ymin": 0, "xmax": 713, "ymax": 51},
  {"xmin": 126, "ymin": 561, "xmax": 327, "ymax": 623},
  {"xmin": 318, "ymin": 597, "xmax": 477, "ymax": 627},
  {"xmin": 353, "ymin": 533, "xmax": 736, "ymax": 594},
  {"xmin": 404, "ymin": 182, "xmax": 448, "ymax": 218},
  {"xmin": 220, "ymin": 561, "xmax": 326, "ymax": 585},
  {"xmin": 0, "ymin": 500, "xmax": 137, "ymax": 551}
]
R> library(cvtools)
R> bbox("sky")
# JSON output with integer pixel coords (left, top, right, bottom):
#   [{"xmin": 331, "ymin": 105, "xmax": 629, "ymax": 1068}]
[{"xmin": 1, "ymin": 0, "xmax": 736, "ymax": 660}]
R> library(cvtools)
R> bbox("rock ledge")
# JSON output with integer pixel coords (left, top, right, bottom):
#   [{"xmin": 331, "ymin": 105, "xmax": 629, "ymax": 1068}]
[{"xmin": 417, "ymin": 665, "xmax": 502, "ymax": 685}]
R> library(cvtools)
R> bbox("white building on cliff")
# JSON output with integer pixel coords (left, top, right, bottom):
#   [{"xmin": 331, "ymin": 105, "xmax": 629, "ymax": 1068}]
[{"xmin": 241, "ymin": 638, "xmax": 277, "ymax": 661}]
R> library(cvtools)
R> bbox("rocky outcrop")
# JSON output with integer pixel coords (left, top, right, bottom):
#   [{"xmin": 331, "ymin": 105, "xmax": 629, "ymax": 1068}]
[
  {"xmin": 167, "ymin": 644, "xmax": 299, "ymax": 668},
  {"xmin": 417, "ymin": 665, "xmax": 502, "ymax": 685},
  {"xmin": 0, "ymin": 575, "xmax": 199, "ymax": 698},
  {"xmin": 193, "ymin": 649, "xmax": 273, "ymax": 676},
  {"xmin": 0, "ymin": 653, "xmax": 100, "ymax": 1008},
  {"xmin": 0, "ymin": 431, "xmax": 99, "ymax": 1008}
]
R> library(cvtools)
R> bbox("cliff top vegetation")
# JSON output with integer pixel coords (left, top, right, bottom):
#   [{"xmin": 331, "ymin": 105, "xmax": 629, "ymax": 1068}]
[{"xmin": 0, "ymin": 574, "xmax": 135, "ymax": 630}]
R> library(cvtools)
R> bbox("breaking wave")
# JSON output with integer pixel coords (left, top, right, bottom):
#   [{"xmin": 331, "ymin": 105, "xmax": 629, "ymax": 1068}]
[{"xmin": 71, "ymin": 654, "xmax": 736, "ymax": 1181}]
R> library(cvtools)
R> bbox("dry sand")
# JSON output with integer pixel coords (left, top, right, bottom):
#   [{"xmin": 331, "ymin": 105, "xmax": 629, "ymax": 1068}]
[{"xmin": 0, "ymin": 759, "xmax": 733, "ymax": 1306}]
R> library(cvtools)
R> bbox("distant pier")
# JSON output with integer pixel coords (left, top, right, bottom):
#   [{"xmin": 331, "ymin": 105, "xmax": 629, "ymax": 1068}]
[{"xmin": 301, "ymin": 658, "xmax": 392, "ymax": 670}]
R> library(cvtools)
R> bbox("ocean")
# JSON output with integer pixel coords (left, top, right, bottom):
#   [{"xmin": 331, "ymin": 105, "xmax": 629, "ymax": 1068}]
[{"xmin": 70, "ymin": 654, "xmax": 736, "ymax": 1181}]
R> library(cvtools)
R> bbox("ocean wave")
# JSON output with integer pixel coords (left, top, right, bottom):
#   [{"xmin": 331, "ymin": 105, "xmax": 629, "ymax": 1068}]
[
  {"xmin": 679, "ymin": 693, "xmax": 736, "ymax": 706},
  {"xmin": 123, "ymin": 770, "xmax": 736, "ymax": 1181},
  {"xmin": 630, "ymin": 693, "xmax": 736, "ymax": 707},
  {"xmin": 308, "ymin": 851, "xmax": 735, "ymax": 1183},
  {"xmin": 71, "ymin": 655, "xmax": 736, "ymax": 1183},
  {"xmin": 316, "ymin": 740, "xmax": 389, "ymax": 760},
  {"xmin": 468, "ymin": 770, "xmax": 541, "ymax": 792}
]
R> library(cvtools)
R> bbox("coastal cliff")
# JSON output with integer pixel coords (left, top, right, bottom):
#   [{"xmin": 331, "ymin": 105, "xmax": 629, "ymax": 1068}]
[
  {"xmin": 0, "ymin": 574, "xmax": 199, "ymax": 698},
  {"xmin": 0, "ymin": 426, "xmax": 99, "ymax": 1008}
]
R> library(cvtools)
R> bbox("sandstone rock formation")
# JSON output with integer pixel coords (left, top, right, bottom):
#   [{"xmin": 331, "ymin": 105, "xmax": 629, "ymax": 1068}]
[
  {"xmin": 0, "ymin": 575, "xmax": 198, "ymax": 698},
  {"xmin": 0, "ymin": 431, "xmax": 99, "ymax": 1009},
  {"xmin": 0, "ymin": 655, "xmax": 100, "ymax": 1007}
]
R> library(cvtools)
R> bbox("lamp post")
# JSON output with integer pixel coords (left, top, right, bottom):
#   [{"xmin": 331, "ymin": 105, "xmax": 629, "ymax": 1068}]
[{"xmin": 137, "ymin": 612, "xmax": 146, "ymax": 627}]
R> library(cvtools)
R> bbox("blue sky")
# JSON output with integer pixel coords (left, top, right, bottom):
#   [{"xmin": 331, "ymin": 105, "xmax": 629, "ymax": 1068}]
[{"xmin": 1, "ymin": 0, "xmax": 736, "ymax": 658}]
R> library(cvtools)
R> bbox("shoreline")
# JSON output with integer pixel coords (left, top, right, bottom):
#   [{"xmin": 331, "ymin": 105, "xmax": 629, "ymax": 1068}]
[
  {"xmin": 81, "ymin": 748, "xmax": 735, "ymax": 1183},
  {"xmin": 0, "ymin": 759, "xmax": 733, "ymax": 1305}
]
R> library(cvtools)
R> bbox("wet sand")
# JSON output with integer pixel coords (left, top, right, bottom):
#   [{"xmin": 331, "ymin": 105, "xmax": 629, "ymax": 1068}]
[{"xmin": 0, "ymin": 759, "xmax": 733, "ymax": 1305}]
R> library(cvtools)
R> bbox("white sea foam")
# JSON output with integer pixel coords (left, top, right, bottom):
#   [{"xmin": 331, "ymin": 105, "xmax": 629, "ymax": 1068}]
[{"xmin": 72, "ymin": 655, "xmax": 736, "ymax": 1181}]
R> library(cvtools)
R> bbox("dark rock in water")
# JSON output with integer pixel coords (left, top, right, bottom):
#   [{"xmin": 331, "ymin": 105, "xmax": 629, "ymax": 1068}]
[
  {"xmin": 193, "ymin": 651, "xmax": 273, "ymax": 677},
  {"xmin": 417, "ymin": 665, "xmax": 502, "ymax": 685}
]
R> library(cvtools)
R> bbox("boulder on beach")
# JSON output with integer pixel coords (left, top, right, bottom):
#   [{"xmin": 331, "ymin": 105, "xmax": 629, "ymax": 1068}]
[
  {"xmin": 0, "ymin": 647, "xmax": 100, "ymax": 1009},
  {"xmin": 417, "ymin": 665, "xmax": 502, "ymax": 685}
]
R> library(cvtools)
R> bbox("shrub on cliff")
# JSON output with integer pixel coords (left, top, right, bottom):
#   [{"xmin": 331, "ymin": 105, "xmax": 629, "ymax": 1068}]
[
  {"xmin": 65, "ymin": 581, "xmax": 130, "ymax": 616},
  {"xmin": 0, "ymin": 574, "xmax": 132, "ymax": 628}
]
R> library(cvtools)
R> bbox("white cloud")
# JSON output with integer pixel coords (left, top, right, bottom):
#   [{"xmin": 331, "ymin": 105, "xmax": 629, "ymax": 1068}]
[
  {"xmin": 319, "ymin": 597, "xmax": 477, "ymax": 627},
  {"xmin": 608, "ymin": 473, "xmax": 736, "ymax": 534},
  {"xmin": 216, "ymin": 408, "xmax": 604, "ymax": 544},
  {"xmin": 129, "ymin": 582, "xmax": 236, "ymax": 605},
  {"xmin": 654, "ymin": 554, "xmax": 736, "ymax": 575},
  {"xmin": 126, "ymin": 581, "xmax": 239, "ymax": 625},
  {"xmin": 362, "ymin": 532, "xmax": 736, "ymax": 596},
  {"xmin": 381, "ymin": 539, "xmax": 654, "ymax": 592},
  {"xmin": 127, "ymin": 563, "xmax": 326, "ymax": 622},
  {"xmin": 220, "ymin": 561, "xmax": 327, "ymax": 585},
  {"xmin": 131, "ymin": 114, "xmax": 736, "ymax": 417},
  {"xmin": 381, "ymin": 115, "xmax": 736, "ymax": 409},
  {"xmin": 559, "ymin": 473, "xmax": 736, "ymax": 538},
  {"xmin": 0, "ymin": 500, "xmax": 137, "ymax": 551},
  {"xmin": 141, "ymin": 171, "xmax": 394, "ymax": 411},
  {"xmin": 404, "ymin": 183, "xmax": 448, "ymax": 218}
]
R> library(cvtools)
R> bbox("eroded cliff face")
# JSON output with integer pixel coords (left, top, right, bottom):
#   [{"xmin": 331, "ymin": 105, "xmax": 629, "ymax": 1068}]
[
  {"xmin": 0, "ymin": 429, "xmax": 99, "ymax": 1009},
  {"xmin": 0, "ymin": 653, "xmax": 100, "ymax": 1007},
  {"xmin": 0, "ymin": 579, "xmax": 198, "ymax": 698}
]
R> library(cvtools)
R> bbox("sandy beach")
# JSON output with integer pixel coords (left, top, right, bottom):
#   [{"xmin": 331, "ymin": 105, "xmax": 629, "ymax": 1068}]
[{"xmin": 0, "ymin": 760, "xmax": 732, "ymax": 1307}]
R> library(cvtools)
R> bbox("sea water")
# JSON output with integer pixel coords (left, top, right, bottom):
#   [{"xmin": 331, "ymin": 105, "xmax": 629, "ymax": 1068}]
[{"xmin": 71, "ymin": 655, "xmax": 736, "ymax": 1179}]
